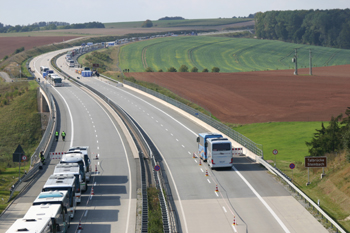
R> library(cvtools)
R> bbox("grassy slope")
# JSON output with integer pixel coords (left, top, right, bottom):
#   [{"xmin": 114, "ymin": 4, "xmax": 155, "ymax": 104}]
[
  {"xmin": 0, "ymin": 80, "xmax": 41, "ymax": 213},
  {"xmin": 234, "ymin": 121, "xmax": 350, "ymax": 230},
  {"xmin": 119, "ymin": 36, "xmax": 350, "ymax": 72},
  {"xmin": 104, "ymin": 18, "xmax": 252, "ymax": 29}
]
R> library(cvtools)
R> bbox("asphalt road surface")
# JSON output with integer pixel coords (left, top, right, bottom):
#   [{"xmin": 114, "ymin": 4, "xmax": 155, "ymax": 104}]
[
  {"xmin": 0, "ymin": 50, "xmax": 137, "ymax": 233},
  {"xmin": 56, "ymin": 51, "xmax": 327, "ymax": 233},
  {"xmin": 0, "ymin": 47, "xmax": 328, "ymax": 233}
]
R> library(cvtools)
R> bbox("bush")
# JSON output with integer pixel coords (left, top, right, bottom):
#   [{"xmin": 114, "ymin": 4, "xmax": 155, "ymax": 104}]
[
  {"xmin": 167, "ymin": 67, "xmax": 177, "ymax": 72},
  {"xmin": 179, "ymin": 65, "xmax": 189, "ymax": 72},
  {"xmin": 202, "ymin": 68, "xmax": 209, "ymax": 72},
  {"xmin": 142, "ymin": 20, "xmax": 153, "ymax": 28},
  {"xmin": 190, "ymin": 67, "xmax": 198, "ymax": 72},
  {"xmin": 13, "ymin": 47, "xmax": 25, "ymax": 55},
  {"xmin": 212, "ymin": 67, "xmax": 220, "ymax": 72},
  {"xmin": 145, "ymin": 67, "xmax": 154, "ymax": 72},
  {"xmin": 3, "ymin": 55, "xmax": 8, "ymax": 60},
  {"xmin": 158, "ymin": 69, "xmax": 163, "ymax": 72}
]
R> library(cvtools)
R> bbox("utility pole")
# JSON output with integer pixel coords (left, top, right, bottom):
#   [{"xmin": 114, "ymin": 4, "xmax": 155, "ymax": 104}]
[
  {"xmin": 294, "ymin": 48, "xmax": 298, "ymax": 75},
  {"xmin": 309, "ymin": 49, "xmax": 312, "ymax": 75}
]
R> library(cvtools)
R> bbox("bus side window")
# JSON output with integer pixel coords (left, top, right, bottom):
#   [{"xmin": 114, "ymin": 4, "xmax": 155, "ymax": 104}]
[{"xmin": 205, "ymin": 142, "xmax": 208, "ymax": 148}]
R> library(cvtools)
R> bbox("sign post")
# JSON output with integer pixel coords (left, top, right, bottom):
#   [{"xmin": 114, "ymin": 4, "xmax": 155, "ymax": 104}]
[
  {"xmin": 305, "ymin": 156, "xmax": 327, "ymax": 185},
  {"xmin": 272, "ymin": 149, "xmax": 278, "ymax": 167},
  {"xmin": 289, "ymin": 163, "xmax": 295, "ymax": 183},
  {"xmin": 154, "ymin": 165, "xmax": 160, "ymax": 172},
  {"xmin": 13, "ymin": 145, "xmax": 25, "ymax": 181}
]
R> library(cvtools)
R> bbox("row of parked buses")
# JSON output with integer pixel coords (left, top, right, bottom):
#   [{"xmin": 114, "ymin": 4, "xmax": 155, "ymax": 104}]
[
  {"xmin": 40, "ymin": 66, "xmax": 62, "ymax": 87},
  {"xmin": 6, "ymin": 146, "xmax": 91, "ymax": 233}
]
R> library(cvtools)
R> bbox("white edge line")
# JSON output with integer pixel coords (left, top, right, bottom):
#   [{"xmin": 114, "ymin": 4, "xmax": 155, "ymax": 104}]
[
  {"xmin": 232, "ymin": 165, "xmax": 290, "ymax": 233},
  {"xmin": 101, "ymin": 79, "xmax": 292, "ymax": 232},
  {"xmin": 84, "ymin": 89, "xmax": 133, "ymax": 233},
  {"xmin": 52, "ymin": 87, "xmax": 74, "ymax": 147},
  {"xmin": 232, "ymin": 225, "xmax": 237, "ymax": 232}
]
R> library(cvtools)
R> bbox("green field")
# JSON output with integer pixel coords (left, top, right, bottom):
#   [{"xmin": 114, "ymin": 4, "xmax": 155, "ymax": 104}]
[
  {"xmin": 119, "ymin": 36, "xmax": 350, "ymax": 72},
  {"xmin": 233, "ymin": 122, "xmax": 325, "ymax": 163},
  {"xmin": 104, "ymin": 18, "xmax": 252, "ymax": 29}
]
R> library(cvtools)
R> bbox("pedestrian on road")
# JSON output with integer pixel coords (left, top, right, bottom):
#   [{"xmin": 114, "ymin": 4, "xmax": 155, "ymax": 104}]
[
  {"xmin": 61, "ymin": 131, "xmax": 66, "ymax": 141},
  {"xmin": 55, "ymin": 131, "xmax": 59, "ymax": 141}
]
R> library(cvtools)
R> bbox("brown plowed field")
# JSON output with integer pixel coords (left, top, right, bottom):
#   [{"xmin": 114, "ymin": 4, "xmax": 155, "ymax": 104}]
[
  {"xmin": 126, "ymin": 65, "xmax": 350, "ymax": 124},
  {"xmin": 0, "ymin": 36, "xmax": 80, "ymax": 60}
]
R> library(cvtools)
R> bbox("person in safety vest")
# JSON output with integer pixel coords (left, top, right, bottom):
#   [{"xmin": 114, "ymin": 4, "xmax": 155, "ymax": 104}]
[
  {"xmin": 40, "ymin": 151, "xmax": 45, "ymax": 165},
  {"xmin": 61, "ymin": 131, "xmax": 66, "ymax": 141},
  {"xmin": 55, "ymin": 131, "xmax": 59, "ymax": 141}
]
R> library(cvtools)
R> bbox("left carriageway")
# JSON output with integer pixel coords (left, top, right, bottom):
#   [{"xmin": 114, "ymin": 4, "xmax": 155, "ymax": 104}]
[{"xmin": 0, "ymin": 50, "xmax": 137, "ymax": 233}]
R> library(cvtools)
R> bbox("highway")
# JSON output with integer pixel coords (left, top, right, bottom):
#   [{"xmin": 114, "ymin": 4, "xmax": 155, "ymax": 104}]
[
  {"xmin": 0, "ymin": 50, "xmax": 137, "ymax": 233},
  {"xmin": 56, "ymin": 50, "xmax": 327, "ymax": 233},
  {"xmin": 0, "ymin": 46, "xmax": 327, "ymax": 233}
]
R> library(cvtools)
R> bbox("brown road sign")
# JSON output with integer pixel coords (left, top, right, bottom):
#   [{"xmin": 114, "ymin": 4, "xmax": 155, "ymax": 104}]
[{"xmin": 305, "ymin": 156, "xmax": 327, "ymax": 168}]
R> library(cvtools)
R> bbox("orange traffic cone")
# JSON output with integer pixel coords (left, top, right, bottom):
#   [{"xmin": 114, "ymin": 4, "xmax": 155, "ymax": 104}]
[
  {"xmin": 95, "ymin": 154, "xmax": 99, "ymax": 160},
  {"xmin": 193, "ymin": 153, "xmax": 196, "ymax": 158},
  {"xmin": 215, "ymin": 184, "xmax": 219, "ymax": 192},
  {"xmin": 233, "ymin": 216, "xmax": 236, "ymax": 226},
  {"xmin": 78, "ymin": 221, "xmax": 83, "ymax": 229},
  {"xmin": 95, "ymin": 165, "xmax": 98, "ymax": 173},
  {"xmin": 205, "ymin": 170, "xmax": 208, "ymax": 176},
  {"xmin": 199, "ymin": 159, "xmax": 202, "ymax": 166},
  {"xmin": 91, "ymin": 187, "xmax": 94, "ymax": 195}
]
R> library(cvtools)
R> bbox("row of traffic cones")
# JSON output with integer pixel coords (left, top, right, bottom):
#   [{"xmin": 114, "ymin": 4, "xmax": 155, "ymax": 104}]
[{"xmin": 192, "ymin": 152, "xmax": 236, "ymax": 227}]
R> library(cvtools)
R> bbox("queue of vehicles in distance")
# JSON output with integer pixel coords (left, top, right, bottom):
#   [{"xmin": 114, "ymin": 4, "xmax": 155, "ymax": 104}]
[
  {"xmin": 40, "ymin": 66, "xmax": 62, "ymax": 87},
  {"xmin": 197, "ymin": 132, "xmax": 234, "ymax": 169},
  {"xmin": 6, "ymin": 146, "xmax": 91, "ymax": 233}
]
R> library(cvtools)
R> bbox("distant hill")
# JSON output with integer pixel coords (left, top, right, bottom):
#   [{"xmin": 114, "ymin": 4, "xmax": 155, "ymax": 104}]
[{"xmin": 159, "ymin": 16, "xmax": 185, "ymax": 20}]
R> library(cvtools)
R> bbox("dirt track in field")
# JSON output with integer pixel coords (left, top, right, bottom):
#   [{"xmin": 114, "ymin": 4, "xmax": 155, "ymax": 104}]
[
  {"xmin": 0, "ymin": 36, "xmax": 80, "ymax": 60},
  {"xmin": 126, "ymin": 65, "xmax": 350, "ymax": 124}
]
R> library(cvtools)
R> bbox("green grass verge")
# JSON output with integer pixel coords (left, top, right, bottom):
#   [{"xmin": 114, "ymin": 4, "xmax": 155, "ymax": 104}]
[
  {"xmin": 119, "ymin": 36, "xmax": 350, "ymax": 72},
  {"xmin": 232, "ymin": 121, "xmax": 325, "ymax": 162},
  {"xmin": 233, "ymin": 121, "xmax": 350, "ymax": 231},
  {"xmin": 104, "ymin": 18, "xmax": 253, "ymax": 29},
  {"xmin": 0, "ymin": 80, "xmax": 40, "ymax": 213}
]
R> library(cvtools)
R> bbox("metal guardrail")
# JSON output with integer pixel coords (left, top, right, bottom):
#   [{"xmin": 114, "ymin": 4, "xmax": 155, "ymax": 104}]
[
  {"xmin": 72, "ymin": 42, "xmax": 346, "ymax": 233},
  {"xmin": 123, "ymin": 80, "xmax": 263, "ymax": 157},
  {"xmin": 51, "ymin": 54, "xmax": 157, "ymax": 232},
  {"xmin": 7, "ymin": 57, "xmax": 56, "ymax": 202},
  {"xmin": 101, "ymin": 75, "xmax": 346, "ymax": 233},
  {"xmin": 257, "ymin": 157, "xmax": 346, "ymax": 233}
]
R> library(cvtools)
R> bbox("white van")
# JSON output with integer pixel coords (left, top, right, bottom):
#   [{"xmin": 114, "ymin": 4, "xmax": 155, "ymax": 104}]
[
  {"xmin": 207, "ymin": 137, "xmax": 233, "ymax": 169},
  {"xmin": 33, "ymin": 191, "xmax": 74, "ymax": 219},
  {"xmin": 40, "ymin": 66, "xmax": 49, "ymax": 74},
  {"xmin": 67, "ymin": 60, "xmax": 75, "ymax": 67},
  {"xmin": 23, "ymin": 204, "xmax": 69, "ymax": 232},
  {"xmin": 53, "ymin": 164, "xmax": 84, "ymax": 203},
  {"xmin": 6, "ymin": 217, "xmax": 53, "ymax": 233},
  {"xmin": 60, "ymin": 154, "xmax": 87, "ymax": 192},
  {"xmin": 68, "ymin": 146, "xmax": 91, "ymax": 182}
]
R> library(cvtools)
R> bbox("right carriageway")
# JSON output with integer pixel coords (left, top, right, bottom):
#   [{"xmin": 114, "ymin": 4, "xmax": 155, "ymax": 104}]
[{"xmin": 57, "ymin": 53, "xmax": 328, "ymax": 233}]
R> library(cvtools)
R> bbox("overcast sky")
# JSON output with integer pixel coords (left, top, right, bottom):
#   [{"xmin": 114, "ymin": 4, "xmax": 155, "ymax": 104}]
[{"xmin": 0, "ymin": 0, "xmax": 348, "ymax": 25}]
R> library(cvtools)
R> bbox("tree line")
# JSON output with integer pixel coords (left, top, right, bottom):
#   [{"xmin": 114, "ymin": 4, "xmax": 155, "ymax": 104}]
[
  {"xmin": 306, "ymin": 107, "xmax": 350, "ymax": 161},
  {"xmin": 255, "ymin": 9, "xmax": 350, "ymax": 49},
  {"xmin": 0, "ymin": 21, "xmax": 105, "ymax": 33}
]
